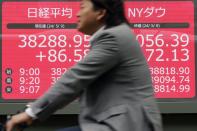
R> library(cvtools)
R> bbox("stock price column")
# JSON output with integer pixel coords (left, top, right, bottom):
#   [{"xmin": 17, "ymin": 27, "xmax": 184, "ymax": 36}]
[
  {"xmin": 126, "ymin": 1, "xmax": 195, "ymax": 98},
  {"xmin": 2, "ymin": 2, "xmax": 90, "ymax": 99}
]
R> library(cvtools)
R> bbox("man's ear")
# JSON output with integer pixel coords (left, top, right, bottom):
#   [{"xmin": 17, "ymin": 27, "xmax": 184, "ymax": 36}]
[{"xmin": 97, "ymin": 9, "xmax": 107, "ymax": 21}]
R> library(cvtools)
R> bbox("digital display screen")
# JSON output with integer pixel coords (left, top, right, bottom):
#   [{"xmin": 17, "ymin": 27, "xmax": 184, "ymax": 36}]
[
  {"xmin": 1, "ymin": 1, "xmax": 196, "ymax": 100},
  {"xmin": 126, "ymin": 1, "xmax": 195, "ymax": 98}
]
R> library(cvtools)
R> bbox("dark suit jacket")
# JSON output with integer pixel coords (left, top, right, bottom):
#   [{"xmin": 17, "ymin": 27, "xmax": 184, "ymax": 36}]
[{"xmin": 30, "ymin": 23, "xmax": 163, "ymax": 131}]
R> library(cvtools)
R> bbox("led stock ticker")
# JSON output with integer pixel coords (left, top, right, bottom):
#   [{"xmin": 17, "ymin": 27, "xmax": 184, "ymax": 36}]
[
  {"xmin": 1, "ymin": 1, "xmax": 195, "ymax": 99},
  {"xmin": 125, "ymin": 1, "xmax": 195, "ymax": 98}
]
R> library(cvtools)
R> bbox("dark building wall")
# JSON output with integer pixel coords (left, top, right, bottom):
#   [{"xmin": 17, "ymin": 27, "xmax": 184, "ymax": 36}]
[{"xmin": 1, "ymin": 114, "xmax": 197, "ymax": 131}]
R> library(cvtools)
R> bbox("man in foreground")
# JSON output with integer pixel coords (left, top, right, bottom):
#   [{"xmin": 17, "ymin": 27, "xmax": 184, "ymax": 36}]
[{"xmin": 6, "ymin": 0, "xmax": 163, "ymax": 131}]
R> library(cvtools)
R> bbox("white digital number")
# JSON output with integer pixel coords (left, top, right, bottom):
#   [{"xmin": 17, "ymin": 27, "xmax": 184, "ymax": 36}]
[
  {"xmin": 18, "ymin": 35, "xmax": 67, "ymax": 48},
  {"xmin": 48, "ymin": 49, "xmax": 67, "ymax": 62}
]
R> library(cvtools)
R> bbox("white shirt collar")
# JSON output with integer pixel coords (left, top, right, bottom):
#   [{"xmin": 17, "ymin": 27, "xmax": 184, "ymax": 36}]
[{"xmin": 90, "ymin": 25, "xmax": 105, "ymax": 42}]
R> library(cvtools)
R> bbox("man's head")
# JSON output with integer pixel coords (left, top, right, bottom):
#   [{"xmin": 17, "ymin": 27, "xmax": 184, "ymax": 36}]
[{"xmin": 77, "ymin": 0, "xmax": 128, "ymax": 35}]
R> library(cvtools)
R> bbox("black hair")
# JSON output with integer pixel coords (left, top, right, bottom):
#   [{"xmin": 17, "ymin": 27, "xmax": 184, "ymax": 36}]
[{"xmin": 91, "ymin": 0, "xmax": 129, "ymax": 28}]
